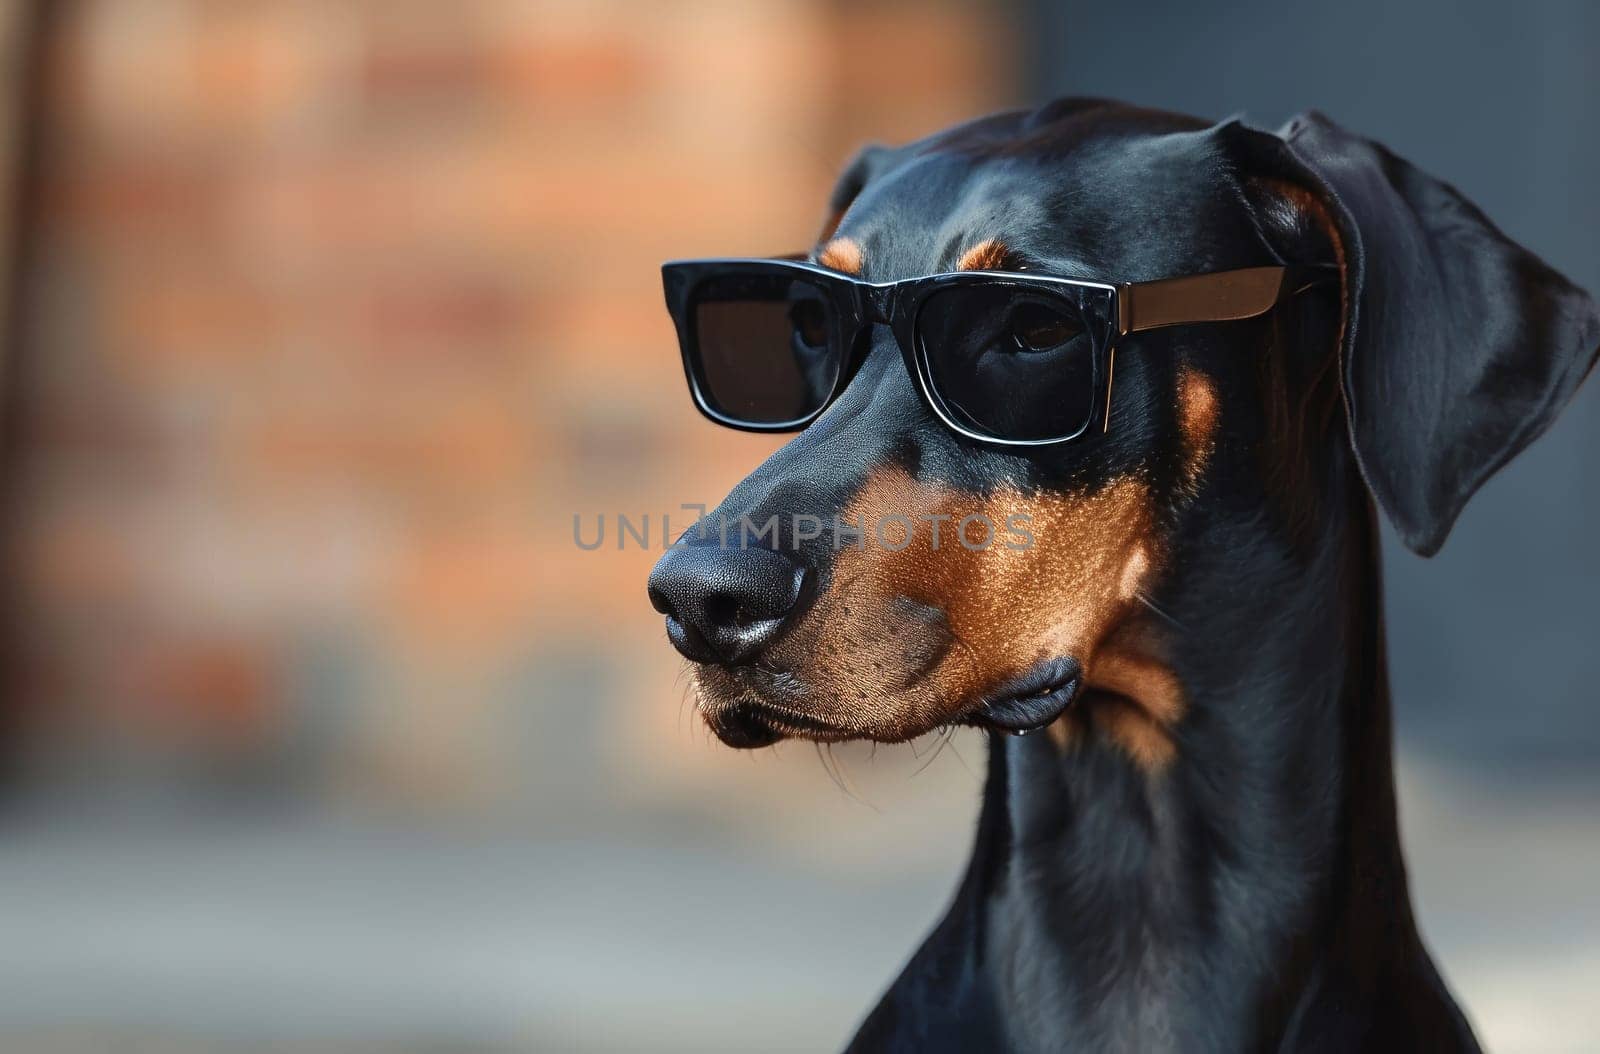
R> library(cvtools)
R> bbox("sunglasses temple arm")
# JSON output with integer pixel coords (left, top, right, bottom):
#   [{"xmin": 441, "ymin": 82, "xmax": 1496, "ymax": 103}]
[
  {"xmin": 1102, "ymin": 346, "xmax": 1116, "ymax": 434},
  {"xmin": 1118, "ymin": 266, "xmax": 1305, "ymax": 335}
]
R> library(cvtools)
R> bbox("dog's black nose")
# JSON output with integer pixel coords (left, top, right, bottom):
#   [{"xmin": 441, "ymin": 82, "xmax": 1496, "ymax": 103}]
[{"xmin": 647, "ymin": 544, "xmax": 807, "ymax": 665}]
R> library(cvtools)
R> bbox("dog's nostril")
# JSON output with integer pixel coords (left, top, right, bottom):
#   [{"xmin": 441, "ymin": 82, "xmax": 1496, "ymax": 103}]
[
  {"xmin": 703, "ymin": 593, "xmax": 742, "ymax": 629},
  {"xmin": 646, "ymin": 543, "xmax": 807, "ymax": 665}
]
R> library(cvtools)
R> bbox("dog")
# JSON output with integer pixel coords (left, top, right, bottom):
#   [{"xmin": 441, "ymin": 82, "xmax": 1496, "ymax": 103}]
[{"xmin": 647, "ymin": 99, "xmax": 1599, "ymax": 1052}]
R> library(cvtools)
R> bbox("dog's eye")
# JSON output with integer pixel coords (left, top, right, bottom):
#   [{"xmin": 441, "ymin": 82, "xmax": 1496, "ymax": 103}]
[
  {"xmin": 789, "ymin": 299, "xmax": 829, "ymax": 349},
  {"xmin": 1008, "ymin": 301, "xmax": 1082, "ymax": 352}
]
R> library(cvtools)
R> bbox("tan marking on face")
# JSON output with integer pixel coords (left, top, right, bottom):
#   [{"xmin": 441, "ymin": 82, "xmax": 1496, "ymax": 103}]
[
  {"xmin": 695, "ymin": 467, "xmax": 1158, "ymax": 745},
  {"xmin": 1118, "ymin": 546, "xmax": 1150, "ymax": 601},
  {"xmin": 1177, "ymin": 366, "xmax": 1219, "ymax": 490},
  {"xmin": 818, "ymin": 237, "xmax": 863, "ymax": 275},
  {"xmin": 832, "ymin": 468, "xmax": 1157, "ymax": 700},
  {"xmin": 957, "ymin": 238, "xmax": 1011, "ymax": 271}
]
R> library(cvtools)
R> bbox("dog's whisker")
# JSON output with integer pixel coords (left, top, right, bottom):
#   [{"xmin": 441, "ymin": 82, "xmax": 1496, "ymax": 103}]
[
  {"xmin": 825, "ymin": 745, "xmax": 864, "ymax": 802},
  {"xmin": 813, "ymin": 741, "xmax": 842, "ymax": 793},
  {"xmin": 827, "ymin": 742, "xmax": 877, "ymax": 810},
  {"xmin": 944, "ymin": 731, "xmax": 978, "ymax": 782},
  {"xmin": 909, "ymin": 724, "xmax": 943, "ymax": 761},
  {"xmin": 809, "ymin": 742, "xmax": 847, "ymax": 801},
  {"xmin": 1136, "ymin": 591, "xmax": 1185, "ymax": 630},
  {"xmin": 815, "ymin": 741, "xmax": 861, "ymax": 804},
  {"xmin": 910, "ymin": 726, "xmax": 955, "ymax": 778},
  {"xmin": 907, "ymin": 731, "xmax": 937, "ymax": 774}
]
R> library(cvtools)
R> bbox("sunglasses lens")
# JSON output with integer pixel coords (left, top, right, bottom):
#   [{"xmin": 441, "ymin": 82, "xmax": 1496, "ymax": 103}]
[
  {"xmin": 916, "ymin": 285, "xmax": 1100, "ymax": 442},
  {"xmin": 690, "ymin": 273, "xmax": 840, "ymax": 427}
]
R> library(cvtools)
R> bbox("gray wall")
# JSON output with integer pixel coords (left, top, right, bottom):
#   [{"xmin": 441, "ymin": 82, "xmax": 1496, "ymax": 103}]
[{"xmin": 1027, "ymin": 0, "xmax": 1600, "ymax": 767}]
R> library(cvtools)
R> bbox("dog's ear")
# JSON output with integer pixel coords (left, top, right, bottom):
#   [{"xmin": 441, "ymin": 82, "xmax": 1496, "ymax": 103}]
[
  {"xmin": 1225, "ymin": 113, "xmax": 1600, "ymax": 556},
  {"xmin": 817, "ymin": 144, "xmax": 896, "ymax": 241}
]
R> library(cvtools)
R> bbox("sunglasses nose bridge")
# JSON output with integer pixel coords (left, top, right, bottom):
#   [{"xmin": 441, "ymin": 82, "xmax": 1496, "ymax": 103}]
[{"xmin": 858, "ymin": 283, "xmax": 896, "ymax": 326}]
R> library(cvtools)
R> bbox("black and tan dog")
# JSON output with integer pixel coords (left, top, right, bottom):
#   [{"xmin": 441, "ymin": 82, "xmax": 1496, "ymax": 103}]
[{"xmin": 647, "ymin": 99, "xmax": 1598, "ymax": 1052}]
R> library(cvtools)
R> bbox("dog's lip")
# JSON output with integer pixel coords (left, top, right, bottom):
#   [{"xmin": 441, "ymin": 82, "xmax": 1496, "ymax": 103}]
[
  {"xmin": 965, "ymin": 657, "xmax": 1083, "ymax": 735},
  {"xmin": 707, "ymin": 696, "xmax": 849, "ymax": 747}
]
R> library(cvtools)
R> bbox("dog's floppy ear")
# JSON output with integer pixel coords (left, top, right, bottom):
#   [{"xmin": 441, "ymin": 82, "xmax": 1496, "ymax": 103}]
[{"xmin": 1231, "ymin": 113, "xmax": 1600, "ymax": 556}]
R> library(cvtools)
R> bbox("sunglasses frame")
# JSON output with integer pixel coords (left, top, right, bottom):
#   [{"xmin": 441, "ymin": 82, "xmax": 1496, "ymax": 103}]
[{"xmin": 661, "ymin": 256, "xmax": 1322, "ymax": 447}]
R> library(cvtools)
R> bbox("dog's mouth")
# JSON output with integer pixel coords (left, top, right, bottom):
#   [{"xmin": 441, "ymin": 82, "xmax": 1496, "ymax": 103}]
[
  {"xmin": 697, "ymin": 656, "xmax": 1083, "ymax": 748},
  {"xmin": 705, "ymin": 697, "xmax": 851, "ymax": 749}
]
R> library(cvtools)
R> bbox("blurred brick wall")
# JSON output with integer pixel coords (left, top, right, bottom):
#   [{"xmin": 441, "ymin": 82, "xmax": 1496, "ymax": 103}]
[{"xmin": 3, "ymin": 0, "xmax": 1015, "ymax": 810}]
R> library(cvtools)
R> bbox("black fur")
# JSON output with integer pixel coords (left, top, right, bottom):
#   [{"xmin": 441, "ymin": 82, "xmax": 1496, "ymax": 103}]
[{"xmin": 655, "ymin": 99, "xmax": 1599, "ymax": 1052}]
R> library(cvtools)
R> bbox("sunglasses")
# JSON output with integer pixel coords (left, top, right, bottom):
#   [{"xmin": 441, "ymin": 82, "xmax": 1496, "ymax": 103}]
[{"xmin": 661, "ymin": 256, "xmax": 1329, "ymax": 446}]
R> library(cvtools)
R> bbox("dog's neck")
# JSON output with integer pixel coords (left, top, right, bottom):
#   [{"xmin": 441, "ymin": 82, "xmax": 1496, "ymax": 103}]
[{"xmin": 946, "ymin": 480, "xmax": 1455, "ymax": 1051}]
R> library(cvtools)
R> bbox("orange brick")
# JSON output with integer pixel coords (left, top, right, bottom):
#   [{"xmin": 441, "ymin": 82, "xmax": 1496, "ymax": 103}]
[
  {"xmin": 108, "ymin": 269, "xmax": 284, "ymax": 375},
  {"xmin": 353, "ymin": 272, "xmax": 521, "ymax": 352},
  {"xmin": 6, "ymin": 0, "xmax": 1018, "ymax": 800},
  {"xmin": 48, "ymin": 160, "xmax": 225, "ymax": 243},
  {"xmin": 124, "ymin": 638, "xmax": 279, "ymax": 746},
  {"xmin": 499, "ymin": 31, "xmax": 649, "ymax": 108}
]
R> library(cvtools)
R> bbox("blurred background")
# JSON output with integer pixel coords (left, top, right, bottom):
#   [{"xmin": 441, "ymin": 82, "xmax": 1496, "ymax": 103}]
[{"xmin": 0, "ymin": 1, "xmax": 1592, "ymax": 1051}]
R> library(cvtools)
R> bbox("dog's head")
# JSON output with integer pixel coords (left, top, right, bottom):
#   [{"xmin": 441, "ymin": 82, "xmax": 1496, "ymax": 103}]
[{"xmin": 649, "ymin": 100, "xmax": 1598, "ymax": 758}]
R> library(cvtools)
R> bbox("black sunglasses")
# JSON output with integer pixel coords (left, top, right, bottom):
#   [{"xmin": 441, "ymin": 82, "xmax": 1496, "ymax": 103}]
[{"xmin": 661, "ymin": 256, "xmax": 1328, "ymax": 446}]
